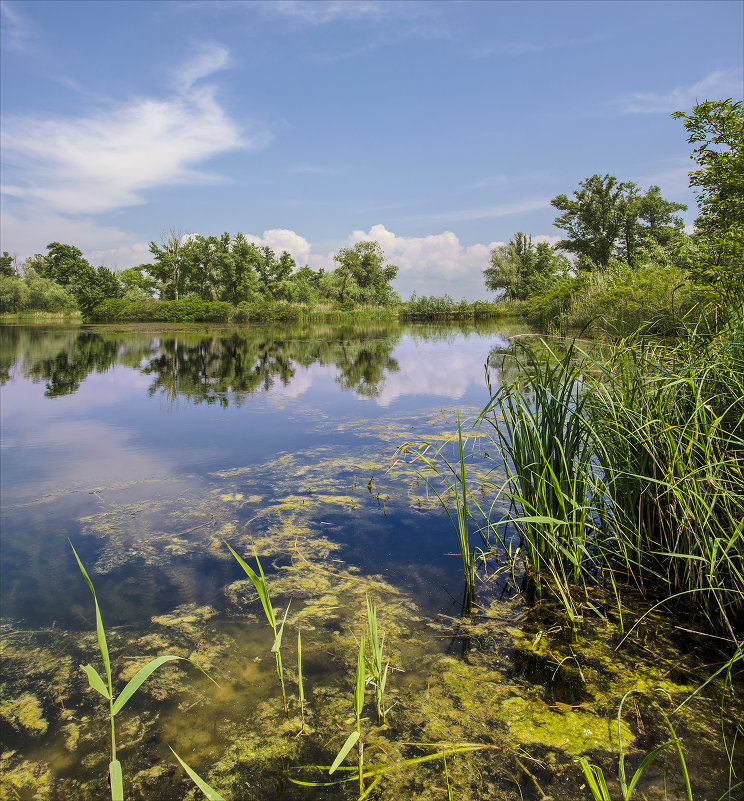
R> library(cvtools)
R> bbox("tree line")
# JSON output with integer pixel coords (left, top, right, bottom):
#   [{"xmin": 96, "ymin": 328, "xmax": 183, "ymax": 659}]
[{"xmin": 0, "ymin": 234, "xmax": 401, "ymax": 317}]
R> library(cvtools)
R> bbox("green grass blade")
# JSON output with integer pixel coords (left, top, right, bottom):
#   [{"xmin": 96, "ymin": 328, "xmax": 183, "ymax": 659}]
[
  {"xmin": 112, "ymin": 655, "xmax": 184, "ymax": 715},
  {"xmin": 659, "ymin": 710, "xmax": 693, "ymax": 801},
  {"xmin": 81, "ymin": 664, "xmax": 111, "ymax": 699},
  {"xmin": 271, "ymin": 601, "xmax": 291, "ymax": 654},
  {"xmin": 170, "ymin": 748, "xmax": 227, "ymax": 801},
  {"xmin": 224, "ymin": 542, "xmax": 276, "ymax": 628},
  {"xmin": 70, "ymin": 544, "xmax": 113, "ymax": 691},
  {"xmin": 624, "ymin": 741, "xmax": 673, "ymax": 798},
  {"xmin": 329, "ymin": 731, "xmax": 360, "ymax": 775},
  {"xmin": 357, "ymin": 773, "xmax": 382, "ymax": 800},
  {"xmin": 617, "ymin": 690, "xmax": 633, "ymax": 796},
  {"xmin": 109, "ymin": 759, "xmax": 123, "ymax": 801},
  {"xmin": 297, "ymin": 628, "xmax": 304, "ymax": 706},
  {"xmin": 354, "ymin": 632, "xmax": 366, "ymax": 719},
  {"xmin": 575, "ymin": 757, "xmax": 610, "ymax": 801}
]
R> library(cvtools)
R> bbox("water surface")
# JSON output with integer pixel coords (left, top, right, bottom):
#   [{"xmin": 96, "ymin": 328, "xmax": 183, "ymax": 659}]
[{"xmin": 0, "ymin": 322, "xmax": 737, "ymax": 801}]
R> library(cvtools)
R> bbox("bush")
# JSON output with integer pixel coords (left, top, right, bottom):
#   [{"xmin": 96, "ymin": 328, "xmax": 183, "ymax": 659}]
[
  {"xmin": 89, "ymin": 298, "xmax": 232, "ymax": 323},
  {"xmin": 0, "ymin": 276, "xmax": 30, "ymax": 313}
]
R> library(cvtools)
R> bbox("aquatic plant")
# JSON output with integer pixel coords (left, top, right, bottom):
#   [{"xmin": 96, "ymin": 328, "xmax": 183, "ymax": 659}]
[
  {"xmin": 71, "ymin": 542, "xmax": 212, "ymax": 801},
  {"xmin": 583, "ymin": 314, "xmax": 744, "ymax": 641},
  {"xmin": 576, "ymin": 691, "xmax": 693, "ymax": 801},
  {"xmin": 328, "ymin": 622, "xmax": 367, "ymax": 794},
  {"xmin": 481, "ymin": 339, "xmax": 600, "ymax": 621},
  {"xmin": 401, "ymin": 413, "xmax": 492, "ymax": 613},
  {"xmin": 365, "ymin": 594, "xmax": 389, "ymax": 725},
  {"xmin": 170, "ymin": 748, "xmax": 227, "ymax": 801},
  {"xmin": 225, "ymin": 542, "xmax": 291, "ymax": 717}
]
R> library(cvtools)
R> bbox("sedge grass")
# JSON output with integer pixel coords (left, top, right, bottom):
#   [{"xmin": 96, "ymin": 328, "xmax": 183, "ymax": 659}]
[{"xmin": 480, "ymin": 340, "xmax": 602, "ymax": 622}]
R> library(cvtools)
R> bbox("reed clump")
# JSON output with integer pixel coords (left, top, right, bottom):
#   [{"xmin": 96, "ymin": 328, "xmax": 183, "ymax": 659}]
[{"xmin": 470, "ymin": 307, "xmax": 744, "ymax": 651}]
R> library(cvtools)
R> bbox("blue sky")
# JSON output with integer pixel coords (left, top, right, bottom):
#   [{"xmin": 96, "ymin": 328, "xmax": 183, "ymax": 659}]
[{"xmin": 1, "ymin": 0, "xmax": 742, "ymax": 299}]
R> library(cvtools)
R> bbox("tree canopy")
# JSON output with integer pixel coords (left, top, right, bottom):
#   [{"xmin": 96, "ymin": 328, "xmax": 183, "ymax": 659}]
[
  {"xmin": 484, "ymin": 233, "xmax": 569, "ymax": 301},
  {"xmin": 551, "ymin": 175, "xmax": 686, "ymax": 270}
]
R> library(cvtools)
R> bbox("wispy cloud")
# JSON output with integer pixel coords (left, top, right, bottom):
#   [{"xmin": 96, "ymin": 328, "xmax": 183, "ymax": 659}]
[
  {"xmin": 471, "ymin": 42, "xmax": 542, "ymax": 58},
  {"xmin": 400, "ymin": 198, "xmax": 549, "ymax": 226},
  {"xmin": 0, "ymin": 1, "xmax": 36, "ymax": 53},
  {"xmin": 616, "ymin": 69, "xmax": 744, "ymax": 114},
  {"xmin": 171, "ymin": 42, "xmax": 232, "ymax": 93},
  {"xmin": 257, "ymin": 0, "xmax": 387, "ymax": 25},
  {"xmin": 1, "ymin": 46, "xmax": 262, "ymax": 217}
]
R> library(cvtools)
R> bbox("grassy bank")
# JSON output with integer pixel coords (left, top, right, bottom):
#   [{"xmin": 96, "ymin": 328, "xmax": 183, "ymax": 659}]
[
  {"xmin": 80, "ymin": 296, "xmax": 523, "ymax": 324},
  {"xmin": 0, "ymin": 309, "xmax": 83, "ymax": 324}
]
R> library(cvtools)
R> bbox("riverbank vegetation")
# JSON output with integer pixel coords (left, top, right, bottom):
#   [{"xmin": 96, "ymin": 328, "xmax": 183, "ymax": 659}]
[{"xmin": 485, "ymin": 100, "xmax": 742, "ymax": 337}]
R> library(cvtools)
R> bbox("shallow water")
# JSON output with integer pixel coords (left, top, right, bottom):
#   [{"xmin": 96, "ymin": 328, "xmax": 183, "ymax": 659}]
[{"xmin": 0, "ymin": 322, "xmax": 740, "ymax": 801}]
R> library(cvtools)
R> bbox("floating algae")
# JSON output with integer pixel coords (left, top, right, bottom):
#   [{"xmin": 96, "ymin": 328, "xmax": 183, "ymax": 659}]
[{"xmin": 0, "ymin": 690, "xmax": 48, "ymax": 735}]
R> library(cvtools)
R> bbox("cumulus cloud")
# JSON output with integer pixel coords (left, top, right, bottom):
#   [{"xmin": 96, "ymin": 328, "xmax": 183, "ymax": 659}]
[
  {"xmin": 344, "ymin": 224, "xmax": 505, "ymax": 299},
  {"xmin": 243, "ymin": 229, "xmax": 313, "ymax": 266},
  {"xmin": 1, "ymin": 45, "xmax": 259, "ymax": 220},
  {"xmin": 0, "ymin": 208, "xmax": 150, "ymax": 268},
  {"xmin": 616, "ymin": 69, "xmax": 744, "ymax": 114}
]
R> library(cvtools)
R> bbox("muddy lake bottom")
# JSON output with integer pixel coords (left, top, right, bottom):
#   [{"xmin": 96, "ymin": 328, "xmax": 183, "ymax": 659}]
[{"xmin": 0, "ymin": 322, "xmax": 741, "ymax": 800}]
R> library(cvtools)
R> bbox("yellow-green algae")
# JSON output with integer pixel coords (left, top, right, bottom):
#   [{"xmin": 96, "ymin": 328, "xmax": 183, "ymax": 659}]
[{"xmin": 0, "ymin": 689, "xmax": 48, "ymax": 735}]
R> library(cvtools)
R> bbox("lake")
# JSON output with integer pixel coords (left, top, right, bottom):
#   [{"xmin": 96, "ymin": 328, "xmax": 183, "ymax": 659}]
[{"xmin": 0, "ymin": 322, "xmax": 738, "ymax": 801}]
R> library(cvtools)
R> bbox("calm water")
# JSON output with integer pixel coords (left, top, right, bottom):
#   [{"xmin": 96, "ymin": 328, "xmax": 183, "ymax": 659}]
[{"xmin": 0, "ymin": 323, "xmax": 738, "ymax": 801}]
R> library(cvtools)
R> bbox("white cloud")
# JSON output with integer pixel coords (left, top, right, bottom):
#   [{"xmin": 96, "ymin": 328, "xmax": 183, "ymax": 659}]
[
  {"xmin": 400, "ymin": 198, "xmax": 549, "ymax": 226},
  {"xmin": 244, "ymin": 229, "xmax": 313, "ymax": 266},
  {"xmin": 1, "ymin": 45, "xmax": 261, "ymax": 223},
  {"xmin": 172, "ymin": 42, "xmax": 232, "ymax": 93},
  {"xmin": 0, "ymin": 208, "xmax": 150, "ymax": 268},
  {"xmin": 345, "ymin": 224, "xmax": 505, "ymax": 300},
  {"xmin": 617, "ymin": 69, "xmax": 744, "ymax": 114}
]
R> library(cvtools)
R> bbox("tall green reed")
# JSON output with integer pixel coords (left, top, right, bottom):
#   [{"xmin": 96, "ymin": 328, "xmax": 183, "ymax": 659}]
[
  {"xmin": 583, "ymin": 312, "xmax": 744, "ymax": 641},
  {"xmin": 71, "ymin": 543, "xmax": 212, "ymax": 801},
  {"xmin": 365, "ymin": 595, "xmax": 389, "ymax": 725},
  {"xmin": 481, "ymin": 340, "xmax": 601, "ymax": 621},
  {"xmin": 401, "ymin": 412, "xmax": 492, "ymax": 614},
  {"xmin": 225, "ymin": 542, "xmax": 290, "ymax": 717}
]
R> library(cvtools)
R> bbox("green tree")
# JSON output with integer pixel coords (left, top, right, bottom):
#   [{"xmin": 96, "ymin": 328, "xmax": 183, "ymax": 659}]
[
  {"xmin": 485, "ymin": 233, "xmax": 569, "ymax": 301},
  {"xmin": 119, "ymin": 266, "xmax": 159, "ymax": 297},
  {"xmin": 618, "ymin": 184, "xmax": 687, "ymax": 267},
  {"xmin": 551, "ymin": 175, "xmax": 631, "ymax": 269},
  {"xmin": 552, "ymin": 176, "xmax": 687, "ymax": 270},
  {"xmin": 0, "ymin": 275, "xmax": 30, "ymax": 312},
  {"xmin": 36, "ymin": 242, "xmax": 90, "ymax": 285},
  {"xmin": 147, "ymin": 228, "xmax": 186, "ymax": 300},
  {"xmin": 332, "ymin": 241, "xmax": 398, "ymax": 305},
  {"xmin": 672, "ymin": 99, "xmax": 744, "ymax": 236},
  {"xmin": 672, "ymin": 100, "xmax": 744, "ymax": 299},
  {"xmin": 1, "ymin": 252, "xmax": 18, "ymax": 278},
  {"xmin": 70, "ymin": 264, "xmax": 122, "ymax": 317}
]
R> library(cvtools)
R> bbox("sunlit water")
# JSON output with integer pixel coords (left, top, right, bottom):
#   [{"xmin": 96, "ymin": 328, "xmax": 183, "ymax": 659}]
[{"xmin": 0, "ymin": 323, "xmax": 739, "ymax": 801}]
